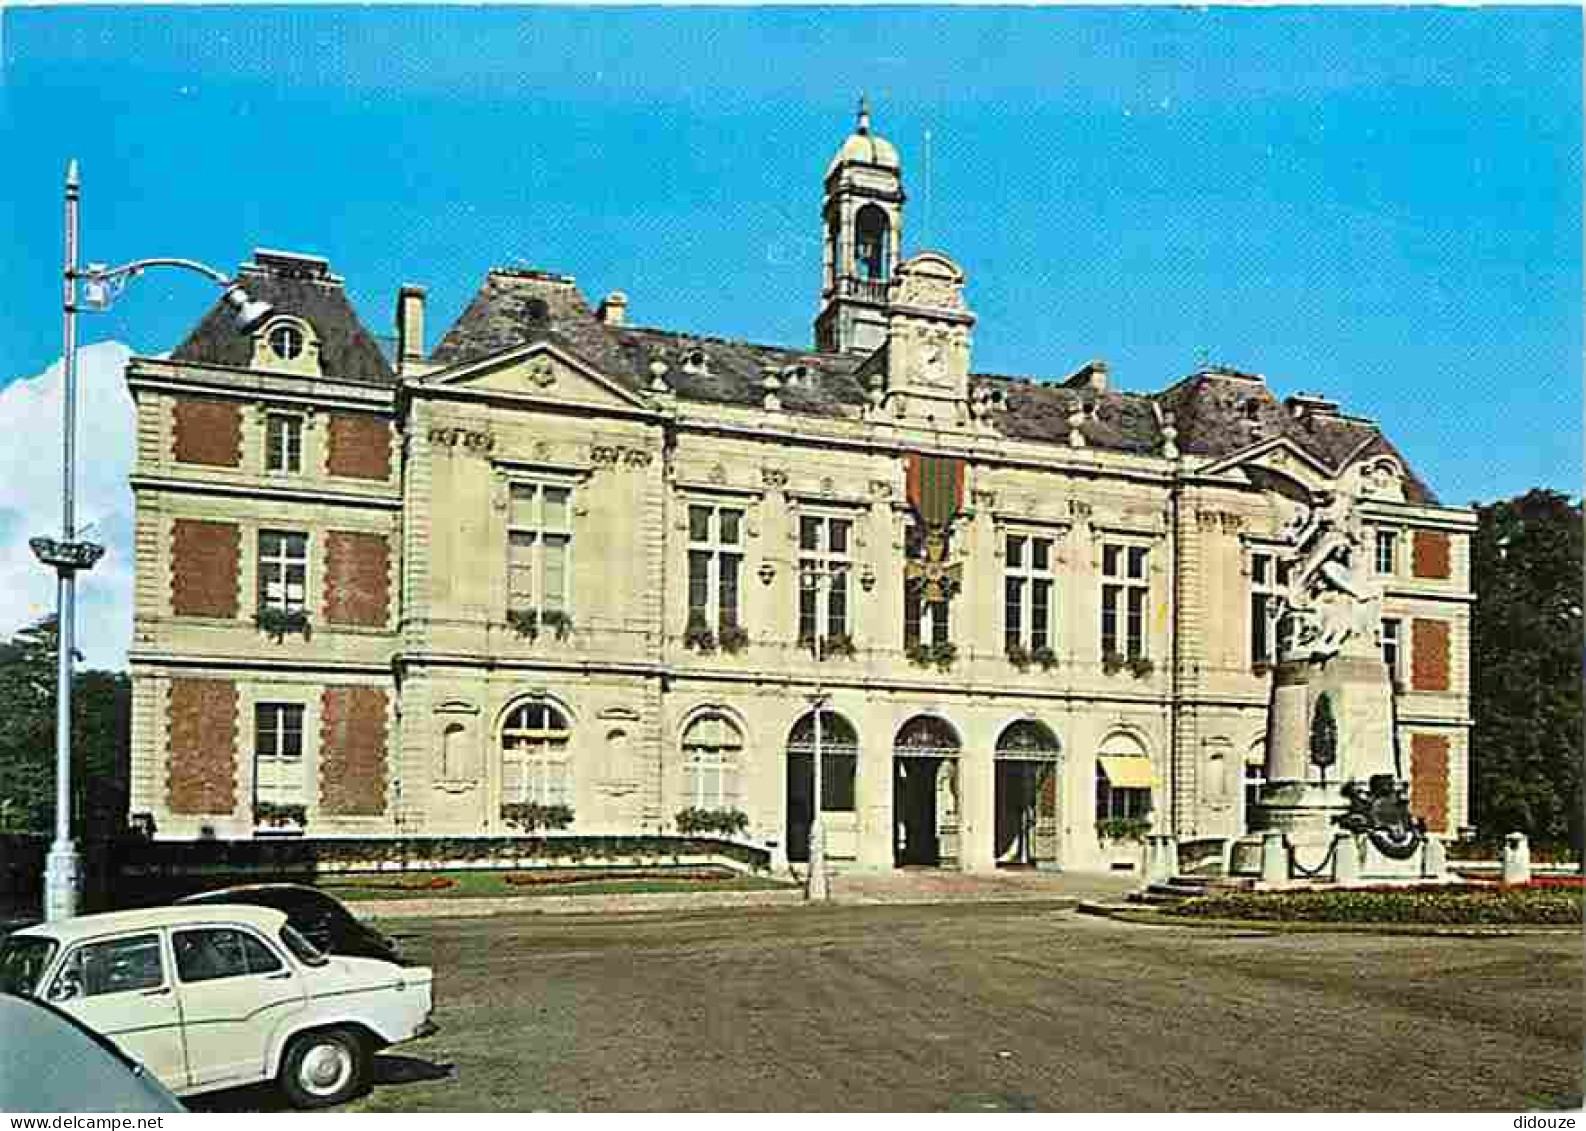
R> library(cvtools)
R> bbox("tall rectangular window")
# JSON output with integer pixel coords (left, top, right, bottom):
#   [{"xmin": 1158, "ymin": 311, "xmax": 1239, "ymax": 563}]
[
  {"xmin": 265, "ymin": 413, "xmax": 303, "ymax": 474},
  {"xmin": 1101, "ymin": 543, "xmax": 1150, "ymax": 660},
  {"xmin": 687, "ymin": 503, "xmax": 744, "ymax": 631},
  {"xmin": 904, "ymin": 523, "xmax": 950, "ymax": 648},
  {"xmin": 1375, "ymin": 529, "xmax": 1399, "ymax": 576},
  {"xmin": 258, "ymin": 531, "xmax": 308, "ymax": 612},
  {"xmin": 254, "ymin": 703, "xmax": 305, "ymax": 808},
  {"xmin": 1249, "ymin": 551, "xmax": 1291, "ymax": 665},
  {"xmin": 1381, "ymin": 618, "xmax": 1402, "ymax": 683},
  {"xmin": 798, "ymin": 514, "xmax": 852, "ymax": 645},
  {"xmin": 1004, "ymin": 534, "xmax": 1056, "ymax": 653},
  {"xmin": 508, "ymin": 483, "xmax": 572, "ymax": 615}
]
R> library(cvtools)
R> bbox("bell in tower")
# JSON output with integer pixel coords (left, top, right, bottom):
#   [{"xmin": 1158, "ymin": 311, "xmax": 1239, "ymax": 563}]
[{"xmin": 815, "ymin": 96, "xmax": 905, "ymax": 355}]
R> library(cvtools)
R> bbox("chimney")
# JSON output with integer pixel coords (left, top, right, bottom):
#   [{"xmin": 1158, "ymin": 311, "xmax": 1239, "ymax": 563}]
[
  {"xmin": 396, "ymin": 284, "xmax": 426, "ymax": 375},
  {"xmin": 597, "ymin": 291, "xmax": 628, "ymax": 327},
  {"xmin": 1061, "ymin": 359, "xmax": 1109, "ymax": 394}
]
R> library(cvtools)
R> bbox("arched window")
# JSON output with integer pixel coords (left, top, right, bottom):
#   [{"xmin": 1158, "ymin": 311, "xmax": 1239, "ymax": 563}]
[
  {"xmin": 682, "ymin": 713, "xmax": 743, "ymax": 811},
  {"xmin": 501, "ymin": 701, "xmax": 572, "ymax": 806},
  {"xmin": 894, "ymin": 715, "xmax": 961, "ymax": 758},
  {"xmin": 995, "ymin": 720, "xmax": 1061, "ymax": 760},
  {"xmin": 1095, "ymin": 732, "xmax": 1154, "ymax": 823},
  {"xmin": 788, "ymin": 711, "xmax": 859, "ymax": 811},
  {"xmin": 854, "ymin": 204, "xmax": 890, "ymax": 281}
]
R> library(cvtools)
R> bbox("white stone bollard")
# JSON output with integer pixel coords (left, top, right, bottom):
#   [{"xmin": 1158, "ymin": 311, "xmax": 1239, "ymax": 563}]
[
  {"xmin": 1333, "ymin": 832, "xmax": 1360, "ymax": 884},
  {"xmin": 1421, "ymin": 834, "xmax": 1447, "ymax": 879},
  {"xmin": 1261, "ymin": 830, "xmax": 1288, "ymax": 884},
  {"xmin": 1502, "ymin": 832, "xmax": 1531, "ymax": 885},
  {"xmin": 1146, "ymin": 835, "xmax": 1177, "ymax": 883}
]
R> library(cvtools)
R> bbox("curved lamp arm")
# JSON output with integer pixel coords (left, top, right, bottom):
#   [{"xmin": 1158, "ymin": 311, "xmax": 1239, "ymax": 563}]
[{"xmin": 76, "ymin": 257, "xmax": 273, "ymax": 331}]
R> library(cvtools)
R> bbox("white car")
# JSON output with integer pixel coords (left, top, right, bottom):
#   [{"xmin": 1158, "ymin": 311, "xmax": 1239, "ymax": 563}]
[{"xmin": 0, "ymin": 904, "xmax": 435, "ymax": 1108}]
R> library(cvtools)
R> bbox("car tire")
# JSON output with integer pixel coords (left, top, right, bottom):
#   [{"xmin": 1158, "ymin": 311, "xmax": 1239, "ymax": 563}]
[{"xmin": 278, "ymin": 1027, "xmax": 369, "ymax": 1109}]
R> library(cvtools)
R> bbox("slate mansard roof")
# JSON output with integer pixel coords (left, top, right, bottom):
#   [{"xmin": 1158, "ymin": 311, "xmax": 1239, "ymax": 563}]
[
  {"xmin": 170, "ymin": 250, "xmax": 395, "ymax": 385},
  {"xmin": 164, "ymin": 256, "xmax": 1436, "ymax": 505}
]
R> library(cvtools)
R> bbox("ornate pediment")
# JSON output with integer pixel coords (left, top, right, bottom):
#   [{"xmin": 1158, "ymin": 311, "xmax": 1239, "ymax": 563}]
[
  {"xmin": 420, "ymin": 342, "xmax": 654, "ymax": 412},
  {"xmin": 1200, "ymin": 436, "xmax": 1337, "ymax": 499}
]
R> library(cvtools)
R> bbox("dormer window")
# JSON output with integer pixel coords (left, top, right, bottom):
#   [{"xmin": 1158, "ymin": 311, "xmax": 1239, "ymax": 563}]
[{"xmin": 268, "ymin": 324, "xmax": 304, "ymax": 362}]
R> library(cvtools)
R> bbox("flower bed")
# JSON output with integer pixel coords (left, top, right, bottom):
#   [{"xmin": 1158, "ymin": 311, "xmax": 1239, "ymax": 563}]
[
  {"xmin": 1167, "ymin": 884, "xmax": 1582, "ymax": 925},
  {"xmin": 324, "ymin": 875, "xmax": 455, "ymax": 893},
  {"xmin": 503, "ymin": 865, "xmax": 736, "ymax": 887}
]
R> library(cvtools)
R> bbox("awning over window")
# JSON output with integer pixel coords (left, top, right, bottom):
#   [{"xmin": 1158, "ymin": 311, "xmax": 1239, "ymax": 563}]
[{"xmin": 1097, "ymin": 755, "xmax": 1157, "ymax": 790}]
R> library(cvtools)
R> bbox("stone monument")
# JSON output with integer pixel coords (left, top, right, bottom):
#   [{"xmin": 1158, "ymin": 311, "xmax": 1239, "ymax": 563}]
[{"xmin": 1234, "ymin": 483, "xmax": 1437, "ymax": 883}]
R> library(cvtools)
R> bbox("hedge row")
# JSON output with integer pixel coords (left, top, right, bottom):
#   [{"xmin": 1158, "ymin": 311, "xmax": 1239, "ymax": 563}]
[{"xmin": 1168, "ymin": 885, "xmax": 1583, "ymax": 925}]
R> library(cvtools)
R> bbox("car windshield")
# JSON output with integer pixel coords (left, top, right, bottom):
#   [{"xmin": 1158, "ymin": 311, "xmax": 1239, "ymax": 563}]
[
  {"xmin": 0, "ymin": 937, "xmax": 58, "ymax": 996},
  {"xmin": 280, "ymin": 924, "xmax": 327, "ymax": 967}
]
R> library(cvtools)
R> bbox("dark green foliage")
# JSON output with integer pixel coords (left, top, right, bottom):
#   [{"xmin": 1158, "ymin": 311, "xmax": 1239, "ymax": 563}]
[
  {"xmin": 674, "ymin": 807, "xmax": 749, "ymax": 836},
  {"xmin": 0, "ymin": 618, "xmax": 129, "ymax": 837},
  {"xmin": 1097, "ymin": 817, "xmax": 1151, "ymax": 842},
  {"xmin": 499, "ymin": 802, "xmax": 575, "ymax": 831},
  {"xmin": 1167, "ymin": 885, "xmax": 1582, "ymax": 925},
  {"xmin": 1310, "ymin": 692, "xmax": 1338, "ymax": 778},
  {"xmin": 1470, "ymin": 490, "xmax": 1583, "ymax": 860}
]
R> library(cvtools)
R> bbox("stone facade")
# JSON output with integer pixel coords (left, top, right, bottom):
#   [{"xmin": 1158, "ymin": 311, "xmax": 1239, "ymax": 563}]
[{"xmin": 125, "ymin": 111, "xmax": 1475, "ymax": 872}]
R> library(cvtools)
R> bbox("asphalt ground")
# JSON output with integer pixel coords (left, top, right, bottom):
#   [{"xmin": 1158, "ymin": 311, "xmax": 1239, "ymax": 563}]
[{"xmin": 189, "ymin": 900, "xmax": 1586, "ymax": 1113}]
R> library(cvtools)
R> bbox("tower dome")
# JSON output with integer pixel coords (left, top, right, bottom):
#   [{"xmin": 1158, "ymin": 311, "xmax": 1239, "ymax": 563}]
[{"xmin": 826, "ymin": 95, "xmax": 901, "ymax": 175}]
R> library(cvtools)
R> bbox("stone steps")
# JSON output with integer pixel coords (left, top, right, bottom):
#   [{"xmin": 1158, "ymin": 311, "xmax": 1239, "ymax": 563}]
[{"xmin": 1126, "ymin": 874, "xmax": 1256, "ymax": 906}]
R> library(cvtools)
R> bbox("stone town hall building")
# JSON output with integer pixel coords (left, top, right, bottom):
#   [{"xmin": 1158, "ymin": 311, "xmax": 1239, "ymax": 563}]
[{"xmin": 126, "ymin": 106, "xmax": 1474, "ymax": 872}]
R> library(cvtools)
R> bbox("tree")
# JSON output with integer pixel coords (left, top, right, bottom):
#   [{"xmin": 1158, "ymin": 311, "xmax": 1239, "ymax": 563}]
[
  {"xmin": 0, "ymin": 617, "xmax": 130, "ymax": 837},
  {"xmin": 1470, "ymin": 489, "xmax": 1583, "ymax": 859},
  {"xmin": 1309, "ymin": 692, "xmax": 1338, "ymax": 782}
]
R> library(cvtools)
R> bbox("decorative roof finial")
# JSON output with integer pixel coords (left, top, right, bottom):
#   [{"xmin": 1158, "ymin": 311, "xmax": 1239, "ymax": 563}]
[{"xmin": 857, "ymin": 93, "xmax": 871, "ymax": 135}]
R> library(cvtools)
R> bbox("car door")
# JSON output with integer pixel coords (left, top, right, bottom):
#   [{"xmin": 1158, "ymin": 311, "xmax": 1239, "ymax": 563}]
[
  {"xmin": 170, "ymin": 926, "xmax": 307, "ymax": 1089},
  {"xmin": 44, "ymin": 930, "xmax": 189, "ymax": 1093}
]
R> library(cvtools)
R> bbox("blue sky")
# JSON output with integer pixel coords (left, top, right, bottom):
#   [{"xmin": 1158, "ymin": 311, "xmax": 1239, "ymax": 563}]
[{"xmin": 0, "ymin": 6, "xmax": 1580, "ymax": 515}]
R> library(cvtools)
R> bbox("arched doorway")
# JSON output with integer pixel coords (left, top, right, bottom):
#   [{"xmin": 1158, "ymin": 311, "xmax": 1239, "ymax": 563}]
[
  {"xmin": 995, "ymin": 720, "xmax": 1062, "ymax": 868},
  {"xmin": 893, "ymin": 716, "xmax": 961, "ymax": 867},
  {"xmin": 785, "ymin": 710, "xmax": 857, "ymax": 863}
]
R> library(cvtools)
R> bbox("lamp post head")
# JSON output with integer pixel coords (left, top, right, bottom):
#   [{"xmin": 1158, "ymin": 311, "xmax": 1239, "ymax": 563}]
[{"xmin": 223, "ymin": 285, "xmax": 273, "ymax": 333}]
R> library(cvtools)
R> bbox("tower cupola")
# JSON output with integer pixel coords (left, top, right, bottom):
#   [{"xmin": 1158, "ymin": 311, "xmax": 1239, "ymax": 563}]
[{"xmin": 815, "ymin": 96, "xmax": 906, "ymax": 354}]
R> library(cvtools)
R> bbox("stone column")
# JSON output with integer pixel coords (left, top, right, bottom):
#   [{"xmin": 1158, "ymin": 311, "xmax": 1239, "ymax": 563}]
[
  {"xmin": 1267, "ymin": 666, "xmax": 1310, "ymax": 783},
  {"xmin": 1421, "ymin": 834, "xmax": 1447, "ymax": 880},
  {"xmin": 855, "ymin": 722, "xmax": 894, "ymax": 870},
  {"xmin": 1260, "ymin": 830, "xmax": 1288, "ymax": 885},
  {"xmin": 958, "ymin": 747, "xmax": 997, "ymax": 872},
  {"xmin": 1333, "ymin": 832, "xmax": 1360, "ymax": 884}
]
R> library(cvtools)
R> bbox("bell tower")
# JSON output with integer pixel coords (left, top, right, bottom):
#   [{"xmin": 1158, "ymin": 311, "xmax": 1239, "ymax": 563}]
[{"xmin": 815, "ymin": 97, "xmax": 905, "ymax": 355}]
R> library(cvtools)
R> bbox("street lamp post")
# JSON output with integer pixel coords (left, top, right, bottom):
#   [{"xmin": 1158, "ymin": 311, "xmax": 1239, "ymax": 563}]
[
  {"xmin": 799, "ymin": 559, "xmax": 848, "ymax": 903},
  {"xmin": 33, "ymin": 160, "xmax": 271, "ymax": 920}
]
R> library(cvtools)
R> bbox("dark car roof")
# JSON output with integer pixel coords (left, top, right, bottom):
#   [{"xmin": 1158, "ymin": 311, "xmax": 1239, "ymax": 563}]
[
  {"xmin": 0, "ymin": 993, "xmax": 187, "ymax": 1113},
  {"xmin": 178, "ymin": 884, "xmax": 349, "ymax": 914}
]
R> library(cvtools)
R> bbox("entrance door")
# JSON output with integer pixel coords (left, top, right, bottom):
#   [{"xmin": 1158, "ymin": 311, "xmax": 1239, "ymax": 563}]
[
  {"xmin": 995, "ymin": 759, "xmax": 1060, "ymax": 867},
  {"xmin": 894, "ymin": 757, "xmax": 940, "ymax": 866},
  {"xmin": 785, "ymin": 752, "xmax": 813, "ymax": 863}
]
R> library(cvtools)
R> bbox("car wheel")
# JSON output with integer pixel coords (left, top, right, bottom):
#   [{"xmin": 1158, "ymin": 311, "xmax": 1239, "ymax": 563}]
[{"xmin": 279, "ymin": 1027, "xmax": 369, "ymax": 1109}]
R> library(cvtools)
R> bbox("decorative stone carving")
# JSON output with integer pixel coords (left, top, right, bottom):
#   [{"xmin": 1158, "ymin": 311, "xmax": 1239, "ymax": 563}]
[
  {"xmin": 1276, "ymin": 487, "xmax": 1383, "ymax": 663},
  {"xmin": 868, "ymin": 479, "xmax": 893, "ymax": 501},
  {"xmin": 525, "ymin": 357, "xmax": 556, "ymax": 390},
  {"xmin": 591, "ymin": 444, "xmax": 654, "ymax": 469},
  {"xmin": 429, "ymin": 426, "xmax": 494, "ymax": 454},
  {"xmin": 820, "ymin": 476, "xmax": 835, "ymax": 497},
  {"xmin": 709, "ymin": 463, "xmax": 727, "ymax": 485},
  {"xmin": 762, "ymin": 467, "xmax": 789, "ymax": 489},
  {"xmin": 972, "ymin": 489, "xmax": 997, "ymax": 509},
  {"xmin": 1068, "ymin": 499, "xmax": 1093, "ymax": 522},
  {"xmin": 757, "ymin": 561, "xmax": 776, "ymax": 585}
]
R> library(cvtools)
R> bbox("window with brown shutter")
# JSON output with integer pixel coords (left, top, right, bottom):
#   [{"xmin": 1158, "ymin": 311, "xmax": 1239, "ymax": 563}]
[{"xmin": 1411, "ymin": 618, "xmax": 1451, "ymax": 692}]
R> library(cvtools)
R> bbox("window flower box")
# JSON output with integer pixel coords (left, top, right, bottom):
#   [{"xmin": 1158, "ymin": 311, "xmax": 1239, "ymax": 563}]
[
  {"xmin": 508, "ymin": 608, "xmax": 573, "ymax": 641},
  {"xmin": 1096, "ymin": 816, "xmax": 1152, "ymax": 843},
  {"xmin": 254, "ymin": 606, "xmax": 310, "ymax": 642},
  {"xmin": 685, "ymin": 612, "xmax": 717, "ymax": 654},
  {"xmin": 907, "ymin": 641, "xmax": 957, "ymax": 671},
  {"xmin": 253, "ymin": 801, "xmax": 307, "ymax": 835},
  {"xmin": 718, "ymin": 623, "xmax": 750, "ymax": 655},
  {"xmin": 500, "ymin": 802, "xmax": 575, "ymax": 832},
  {"xmin": 675, "ymin": 807, "xmax": 749, "ymax": 837}
]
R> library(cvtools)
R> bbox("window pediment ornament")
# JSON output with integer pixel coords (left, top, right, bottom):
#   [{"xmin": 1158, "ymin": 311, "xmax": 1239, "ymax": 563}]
[{"xmin": 590, "ymin": 443, "xmax": 654, "ymax": 469}]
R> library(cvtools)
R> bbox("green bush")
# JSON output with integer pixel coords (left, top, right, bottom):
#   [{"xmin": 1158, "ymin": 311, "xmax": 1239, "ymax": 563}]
[
  {"xmin": 674, "ymin": 807, "xmax": 749, "ymax": 837},
  {"xmin": 1167, "ymin": 885, "xmax": 1582, "ymax": 925},
  {"xmin": 500, "ymin": 802, "xmax": 575, "ymax": 832},
  {"xmin": 1098, "ymin": 817, "xmax": 1151, "ymax": 842}
]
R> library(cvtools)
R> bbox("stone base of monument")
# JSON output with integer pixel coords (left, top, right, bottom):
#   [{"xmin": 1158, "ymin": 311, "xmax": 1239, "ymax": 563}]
[{"xmin": 1228, "ymin": 827, "xmax": 1453, "ymax": 888}]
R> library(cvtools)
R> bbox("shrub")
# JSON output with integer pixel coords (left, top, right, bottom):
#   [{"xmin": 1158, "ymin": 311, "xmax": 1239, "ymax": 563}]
[
  {"xmin": 1031, "ymin": 645, "xmax": 1059, "ymax": 671},
  {"xmin": 822, "ymin": 633, "xmax": 858, "ymax": 659},
  {"xmin": 1102, "ymin": 651, "xmax": 1128, "ymax": 675},
  {"xmin": 1097, "ymin": 817, "xmax": 1151, "ymax": 842},
  {"xmin": 252, "ymin": 801, "xmax": 307, "ymax": 827},
  {"xmin": 674, "ymin": 807, "xmax": 750, "ymax": 837},
  {"xmin": 908, "ymin": 641, "xmax": 957, "ymax": 671},
  {"xmin": 1007, "ymin": 641, "xmax": 1032, "ymax": 670},
  {"xmin": 718, "ymin": 623, "xmax": 750, "ymax": 655},
  {"xmin": 255, "ymin": 607, "xmax": 310, "ymax": 642},
  {"xmin": 508, "ymin": 608, "xmax": 573, "ymax": 641},
  {"xmin": 500, "ymin": 802, "xmax": 575, "ymax": 832},
  {"xmin": 1128, "ymin": 655, "xmax": 1155, "ymax": 679},
  {"xmin": 684, "ymin": 612, "xmax": 716, "ymax": 653},
  {"xmin": 1167, "ymin": 885, "xmax": 1583, "ymax": 925}
]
